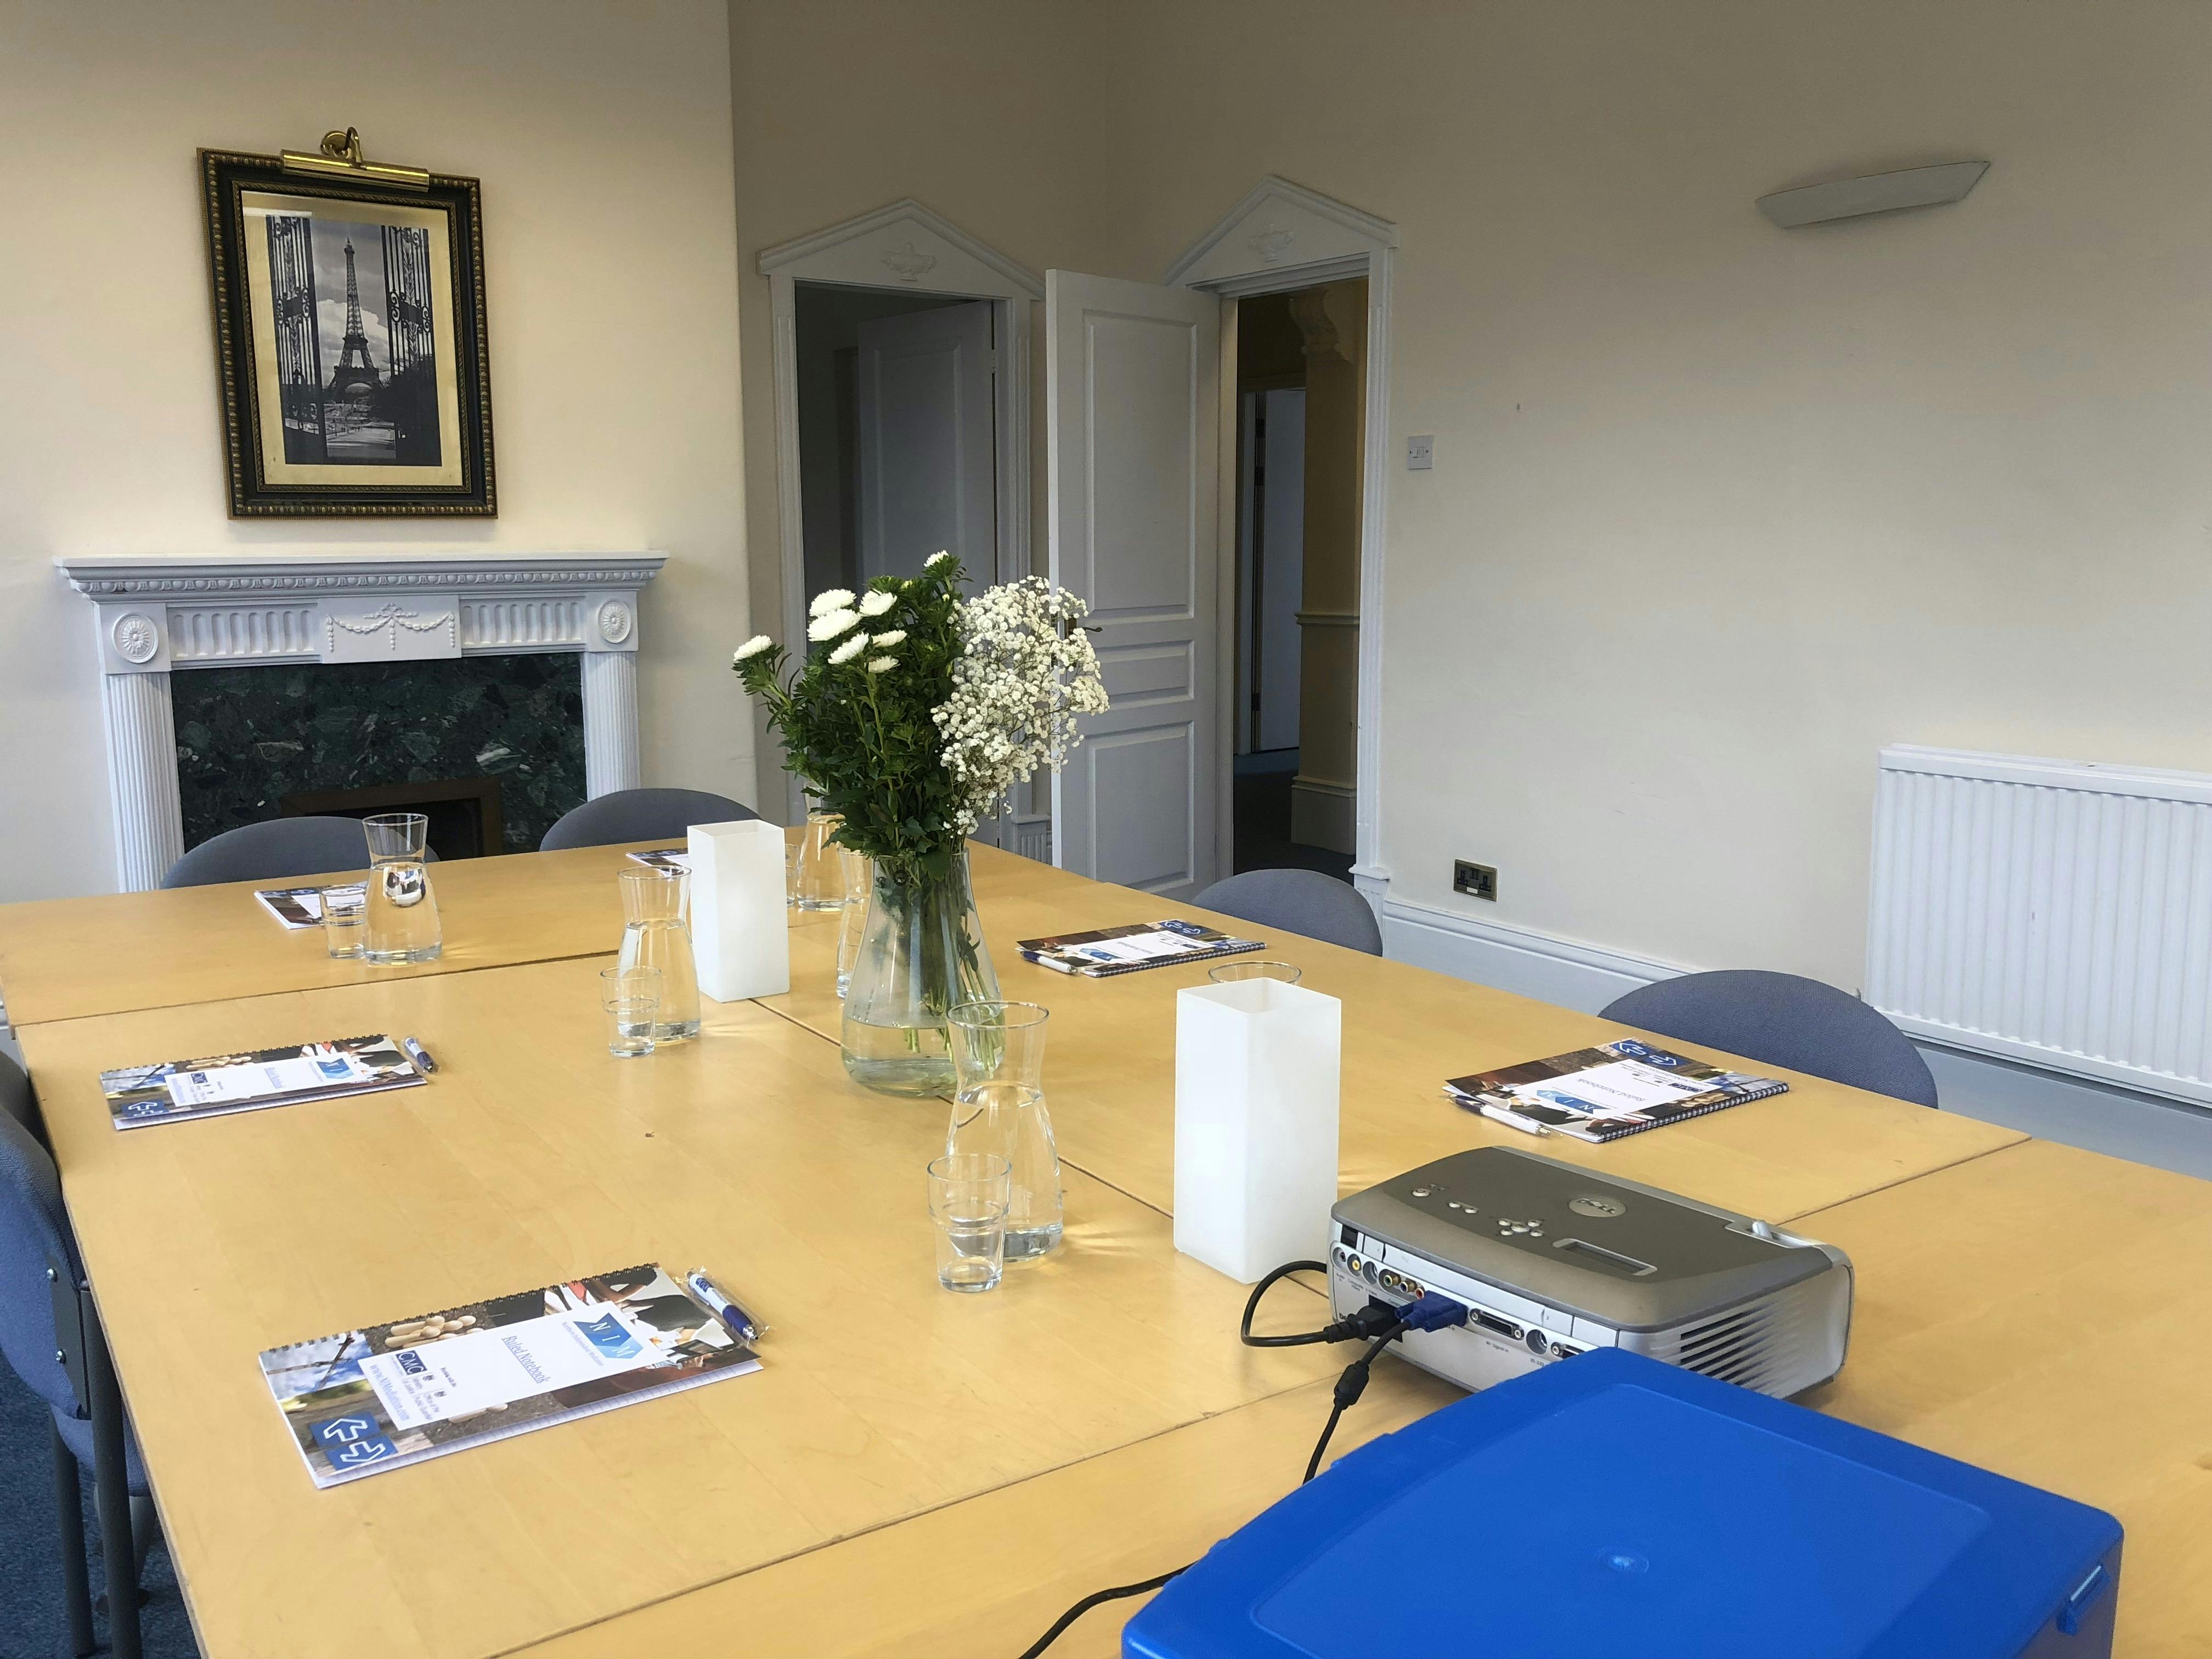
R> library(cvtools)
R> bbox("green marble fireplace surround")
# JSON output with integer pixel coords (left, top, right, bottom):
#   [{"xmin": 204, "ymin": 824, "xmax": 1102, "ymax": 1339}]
[{"xmin": 172, "ymin": 654, "xmax": 586, "ymax": 855}]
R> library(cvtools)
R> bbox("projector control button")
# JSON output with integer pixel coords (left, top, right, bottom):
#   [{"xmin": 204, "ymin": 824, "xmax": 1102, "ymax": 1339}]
[{"xmin": 1410, "ymin": 1186, "xmax": 1434, "ymax": 1198}]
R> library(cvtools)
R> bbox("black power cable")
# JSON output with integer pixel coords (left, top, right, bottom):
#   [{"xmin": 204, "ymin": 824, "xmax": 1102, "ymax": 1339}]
[
  {"xmin": 1018, "ymin": 1265, "xmax": 1466, "ymax": 1656},
  {"xmin": 1012, "ymin": 1566, "xmax": 1188, "ymax": 1659}
]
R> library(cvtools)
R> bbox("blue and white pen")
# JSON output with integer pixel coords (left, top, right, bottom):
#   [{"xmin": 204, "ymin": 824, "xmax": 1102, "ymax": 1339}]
[
  {"xmin": 1475, "ymin": 1100, "xmax": 1553, "ymax": 1138},
  {"xmin": 686, "ymin": 1267, "xmax": 766, "ymax": 1345},
  {"xmin": 402, "ymin": 1035, "xmax": 438, "ymax": 1074}
]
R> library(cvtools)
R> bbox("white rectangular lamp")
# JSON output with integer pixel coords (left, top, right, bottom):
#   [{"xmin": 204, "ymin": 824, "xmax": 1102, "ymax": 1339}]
[
  {"xmin": 1174, "ymin": 979, "xmax": 1342, "ymax": 1284},
  {"xmin": 687, "ymin": 819, "xmax": 790, "ymax": 1002}
]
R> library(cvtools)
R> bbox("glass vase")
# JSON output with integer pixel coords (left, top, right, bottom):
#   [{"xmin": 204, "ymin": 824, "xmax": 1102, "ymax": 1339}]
[
  {"xmin": 840, "ymin": 851, "xmax": 999, "ymax": 1096},
  {"xmin": 616, "ymin": 867, "xmax": 701, "ymax": 1043},
  {"xmin": 946, "ymin": 1002, "xmax": 1062, "ymax": 1263}
]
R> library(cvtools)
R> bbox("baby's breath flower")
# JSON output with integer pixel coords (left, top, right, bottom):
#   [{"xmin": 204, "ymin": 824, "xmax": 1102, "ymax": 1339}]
[
  {"xmin": 808, "ymin": 608, "xmax": 861, "ymax": 642},
  {"xmin": 732, "ymin": 634, "xmax": 774, "ymax": 663},
  {"xmin": 870, "ymin": 629, "xmax": 907, "ymax": 649},
  {"xmin": 828, "ymin": 633, "xmax": 869, "ymax": 665},
  {"xmin": 867, "ymin": 656, "xmax": 898, "ymax": 674},
  {"xmin": 809, "ymin": 588, "xmax": 855, "ymax": 617},
  {"xmin": 857, "ymin": 589, "xmax": 898, "ymax": 618}
]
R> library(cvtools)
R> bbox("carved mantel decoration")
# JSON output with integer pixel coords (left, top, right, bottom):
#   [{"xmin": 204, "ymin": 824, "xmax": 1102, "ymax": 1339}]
[{"xmin": 57, "ymin": 549, "xmax": 665, "ymax": 890}]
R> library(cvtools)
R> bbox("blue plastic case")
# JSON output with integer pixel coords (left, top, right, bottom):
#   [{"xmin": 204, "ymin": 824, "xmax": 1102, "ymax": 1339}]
[{"xmin": 1125, "ymin": 1349, "xmax": 2119, "ymax": 1659}]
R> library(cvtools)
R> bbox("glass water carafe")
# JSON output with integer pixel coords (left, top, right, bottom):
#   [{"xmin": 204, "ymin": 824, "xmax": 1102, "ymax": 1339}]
[
  {"xmin": 791, "ymin": 811, "xmax": 846, "ymax": 911},
  {"xmin": 617, "ymin": 867, "xmax": 701, "ymax": 1042},
  {"xmin": 363, "ymin": 812, "xmax": 442, "ymax": 965},
  {"xmin": 945, "ymin": 1001, "xmax": 1061, "ymax": 1262}
]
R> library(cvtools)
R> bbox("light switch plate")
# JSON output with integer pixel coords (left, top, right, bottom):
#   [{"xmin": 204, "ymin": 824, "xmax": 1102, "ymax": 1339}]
[{"xmin": 1406, "ymin": 435, "xmax": 1434, "ymax": 470}]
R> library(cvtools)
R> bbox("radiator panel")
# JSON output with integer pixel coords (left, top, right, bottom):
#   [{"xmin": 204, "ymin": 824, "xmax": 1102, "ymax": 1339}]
[{"xmin": 1866, "ymin": 746, "xmax": 2212, "ymax": 1105}]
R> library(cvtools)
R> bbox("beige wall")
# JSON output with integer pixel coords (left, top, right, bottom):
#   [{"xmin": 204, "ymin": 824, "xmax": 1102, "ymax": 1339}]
[
  {"xmin": 747, "ymin": 0, "xmax": 2212, "ymax": 988},
  {"xmin": 0, "ymin": 0, "xmax": 749, "ymax": 901}
]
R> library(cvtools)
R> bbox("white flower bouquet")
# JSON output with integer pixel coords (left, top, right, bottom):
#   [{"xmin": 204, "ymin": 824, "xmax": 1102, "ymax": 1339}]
[{"xmin": 731, "ymin": 553, "xmax": 1107, "ymax": 1094}]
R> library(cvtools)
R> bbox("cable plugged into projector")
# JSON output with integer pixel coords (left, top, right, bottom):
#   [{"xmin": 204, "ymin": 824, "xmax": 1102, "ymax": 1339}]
[{"xmin": 1395, "ymin": 1291, "xmax": 1471, "ymax": 1335}]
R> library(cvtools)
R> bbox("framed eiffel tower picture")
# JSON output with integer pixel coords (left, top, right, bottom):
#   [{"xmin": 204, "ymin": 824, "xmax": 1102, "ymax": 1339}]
[{"xmin": 200, "ymin": 149, "xmax": 496, "ymax": 516}]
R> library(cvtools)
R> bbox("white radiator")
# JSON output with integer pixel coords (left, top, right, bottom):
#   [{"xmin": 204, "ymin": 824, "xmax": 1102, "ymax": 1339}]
[{"xmin": 1866, "ymin": 745, "xmax": 2212, "ymax": 1107}]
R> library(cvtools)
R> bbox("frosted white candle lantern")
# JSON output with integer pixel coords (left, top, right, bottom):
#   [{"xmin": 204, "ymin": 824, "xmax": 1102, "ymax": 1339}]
[
  {"xmin": 1173, "ymin": 978, "xmax": 1342, "ymax": 1284},
  {"xmin": 687, "ymin": 819, "xmax": 791, "ymax": 1002}
]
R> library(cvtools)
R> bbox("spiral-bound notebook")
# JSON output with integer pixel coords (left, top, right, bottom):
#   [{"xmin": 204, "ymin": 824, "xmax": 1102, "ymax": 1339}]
[
  {"xmin": 1446, "ymin": 1037, "xmax": 1787, "ymax": 1143},
  {"xmin": 1019, "ymin": 919, "xmax": 1263, "ymax": 977},
  {"xmin": 258, "ymin": 1263, "xmax": 760, "ymax": 1487}
]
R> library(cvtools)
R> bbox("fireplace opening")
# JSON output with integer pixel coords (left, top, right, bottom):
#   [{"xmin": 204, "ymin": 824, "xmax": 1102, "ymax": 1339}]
[{"xmin": 281, "ymin": 776, "xmax": 506, "ymax": 861}]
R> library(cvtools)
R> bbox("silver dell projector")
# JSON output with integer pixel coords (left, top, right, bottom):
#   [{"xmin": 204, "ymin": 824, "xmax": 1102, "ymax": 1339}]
[{"xmin": 1329, "ymin": 1148, "xmax": 1852, "ymax": 1398}]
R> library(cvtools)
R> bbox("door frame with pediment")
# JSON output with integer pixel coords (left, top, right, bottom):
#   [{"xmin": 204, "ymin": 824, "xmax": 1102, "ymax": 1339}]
[
  {"xmin": 1163, "ymin": 177, "xmax": 1398, "ymax": 910},
  {"xmin": 756, "ymin": 200, "xmax": 1042, "ymax": 834}
]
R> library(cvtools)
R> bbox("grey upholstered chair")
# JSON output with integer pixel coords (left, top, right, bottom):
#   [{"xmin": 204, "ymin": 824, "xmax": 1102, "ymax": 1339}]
[
  {"xmin": 1191, "ymin": 868, "xmax": 1383, "ymax": 956},
  {"xmin": 0, "ymin": 1052, "xmax": 150, "ymax": 1658},
  {"xmin": 160, "ymin": 815, "xmax": 417, "ymax": 889},
  {"xmin": 538, "ymin": 788, "xmax": 757, "ymax": 851},
  {"xmin": 1600, "ymin": 970, "xmax": 1939, "ymax": 1108}
]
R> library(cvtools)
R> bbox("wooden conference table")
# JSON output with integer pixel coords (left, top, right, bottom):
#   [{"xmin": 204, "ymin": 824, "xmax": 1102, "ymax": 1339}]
[{"xmin": 5, "ymin": 842, "xmax": 2205, "ymax": 1658}]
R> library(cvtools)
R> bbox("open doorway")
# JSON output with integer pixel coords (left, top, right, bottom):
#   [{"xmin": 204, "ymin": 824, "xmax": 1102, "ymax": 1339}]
[
  {"xmin": 793, "ymin": 281, "xmax": 997, "ymax": 598},
  {"xmin": 1228, "ymin": 280, "xmax": 1366, "ymax": 882}
]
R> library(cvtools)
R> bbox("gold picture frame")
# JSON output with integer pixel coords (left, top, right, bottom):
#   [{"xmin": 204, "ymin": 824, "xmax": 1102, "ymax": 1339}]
[{"xmin": 200, "ymin": 148, "xmax": 496, "ymax": 516}]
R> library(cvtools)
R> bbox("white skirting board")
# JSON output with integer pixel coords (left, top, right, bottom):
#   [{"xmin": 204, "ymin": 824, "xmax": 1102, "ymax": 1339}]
[{"xmin": 1379, "ymin": 891, "xmax": 2212, "ymax": 1180}]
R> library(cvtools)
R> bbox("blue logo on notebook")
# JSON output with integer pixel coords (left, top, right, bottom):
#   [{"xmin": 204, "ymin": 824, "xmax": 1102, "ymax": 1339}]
[
  {"xmin": 314, "ymin": 1414, "xmax": 398, "ymax": 1466},
  {"xmin": 574, "ymin": 1311, "xmax": 642, "ymax": 1361},
  {"xmin": 315, "ymin": 1056, "xmax": 353, "ymax": 1080},
  {"xmin": 1612, "ymin": 1039, "xmax": 1683, "ymax": 1068}
]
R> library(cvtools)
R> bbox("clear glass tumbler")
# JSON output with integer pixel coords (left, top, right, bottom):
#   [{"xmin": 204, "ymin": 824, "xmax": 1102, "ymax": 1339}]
[
  {"xmin": 790, "ymin": 811, "xmax": 845, "ymax": 911},
  {"xmin": 927, "ymin": 1152, "xmax": 1011, "ymax": 1294},
  {"xmin": 944, "ymin": 1001, "xmax": 1062, "ymax": 1263},
  {"xmin": 835, "ymin": 848, "xmax": 872, "ymax": 999},
  {"xmin": 320, "ymin": 884, "xmax": 367, "ymax": 960},
  {"xmin": 363, "ymin": 813, "xmax": 442, "ymax": 964},
  {"xmin": 1208, "ymin": 960, "xmax": 1302, "ymax": 985},
  {"xmin": 616, "ymin": 868, "xmax": 701, "ymax": 1042},
  {"xmin": 600, "ymin": 966, "xmax": 662, "ymax": 1058}
]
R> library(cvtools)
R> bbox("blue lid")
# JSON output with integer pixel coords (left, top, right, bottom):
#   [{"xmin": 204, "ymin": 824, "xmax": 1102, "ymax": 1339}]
[{"xmin": 1126, "ymin": 1349, "xmax": 2118, "ymax": 1659}]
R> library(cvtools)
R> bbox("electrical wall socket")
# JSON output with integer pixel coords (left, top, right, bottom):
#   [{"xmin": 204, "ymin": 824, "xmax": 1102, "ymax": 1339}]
[
  {"xmin": 1454, "ymin": 860, "xmax": 1498, "ymax": 901},
  {"xmin": 1406, "ymin": 434, "xmax": 1435, "ymax": 470}
]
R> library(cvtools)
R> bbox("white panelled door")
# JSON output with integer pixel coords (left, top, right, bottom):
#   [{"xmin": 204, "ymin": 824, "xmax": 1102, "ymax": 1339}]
[
  {"xmin": 1046, "ymin": 270, "xmax": 1222, "ymax": 897},
  {"xmin": 855, "ymin": 299, "xmax": 997, "ymax": 585}
]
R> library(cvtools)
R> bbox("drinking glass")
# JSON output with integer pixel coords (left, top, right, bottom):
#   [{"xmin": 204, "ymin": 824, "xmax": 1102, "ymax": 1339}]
[
  {"xmin": 790, "ymin": 811, "xmax": 845, "ymax": 911},
  {"xmin": 834, "ymin": 848, "xmax": 872, "ymax": 998},
  {"xmin": 363, "ymin": 813, "xmax": 442, "ymax": 964},
  {"xmin": 944, "ymin": 1001, "xmax": 1061, "ymax": 1263},
  {"xmin": 616, "ymin": 868, "xmax": 701, "ymax": 1042},
  {"xmin": 320, "ymin": 884, "xmax": 367, "ymax": 960},
  {"xmin": 1208, "ymin": 960, "xmax": 1302, "ymax": 985},
  {"xmin": 600, "ymin": 966, "xmax": 662, "ymax": 1058},
  {"xmin": 927, "ymin": 1153, "xmax": 1011, "ymax": 1294}
]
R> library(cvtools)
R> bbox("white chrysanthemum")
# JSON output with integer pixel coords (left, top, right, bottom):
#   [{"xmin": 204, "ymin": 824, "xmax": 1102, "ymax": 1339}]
[
  {"xmin": 857, "ymin": 589, "xmax": 897, "ymax": 617},
  {"xmin": 868, "ymin": 656, "xmax": 898, "ymax": 674},
  {"xmin": 925, "ymin": 550, "xmax": 955, "ymax": 570},
  {"xmin": 828, "ymin": 633, "xmax": 869, "ymax": 665},
  {"xmin": 808, "ymin": 607, "xmax": 861, "ymax": 642},
  {"xmin": 870, "ymin": 629, "xmax": 907, "ymax": 649},
  {"xmin": 809, "ymin": 588, "xmax": 856, "ymax": 618},
  {"xmin": 732, "ymin": 634, "xmax": 774, "ymax": 663}
]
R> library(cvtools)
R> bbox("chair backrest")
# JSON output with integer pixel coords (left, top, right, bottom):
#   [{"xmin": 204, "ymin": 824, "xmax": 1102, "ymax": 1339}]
[
  {"xmin": 0, "ymin": 1052, "xmax": 86, "ymax": 1422},
  {"xmin": 160, "ymin": 815, "xmax": 425, "ymax": 889},
  {"xmin": 1599, "ymin": 969, "xmax": 1939, "ymax": 1108},
  {"xmin": 1190, "ymin": 868, "xmax": 1383, "ymax": 956},
  {"xmin": 538, "ymin": 788, "xmax": 758, "ymax": 851}
]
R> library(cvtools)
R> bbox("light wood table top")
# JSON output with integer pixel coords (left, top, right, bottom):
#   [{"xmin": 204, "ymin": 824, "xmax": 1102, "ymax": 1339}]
[
  {"xmin": 765, "ymin": 861, "xmax": 2026, "ymax": 1224},
  {"xmin": 0, "ymin": 837, "xmax": 839, "ymax": 1029},
  {"xmin": 1792, "ymin": 1138, "xmax": 2212, "ymax": 1658},
  {"xmin": 22, "ymin": 955, "xmax": 1342, "ymax": 1659},
  {"xmin": 517, "ymin": 1137, "xmax": 2212, "ymax": 1659},
  {"xmin": 513, "ymin": 1364, "xmax": 1465, "ymax": 1659}
]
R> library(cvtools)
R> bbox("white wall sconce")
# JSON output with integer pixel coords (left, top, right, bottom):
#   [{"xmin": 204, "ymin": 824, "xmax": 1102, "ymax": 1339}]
[{"xmin": 1757, "ymin": 161, "xmax": 1989, "ymax": 228}]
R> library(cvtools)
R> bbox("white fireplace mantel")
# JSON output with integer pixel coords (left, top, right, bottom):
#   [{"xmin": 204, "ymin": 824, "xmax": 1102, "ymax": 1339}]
[{"xmin": 57, "ymin": 549, "xmax": 668, "ymax": 891}]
